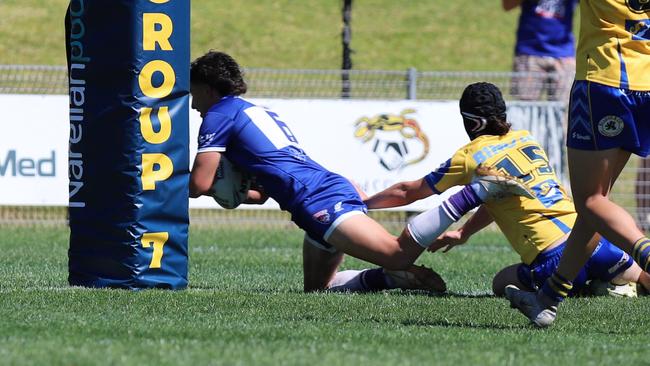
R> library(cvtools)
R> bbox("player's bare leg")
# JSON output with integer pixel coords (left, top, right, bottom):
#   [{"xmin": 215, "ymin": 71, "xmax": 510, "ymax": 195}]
[
  {"xmin": 569, "ymin": 149, "xmax": 639, "ymax": 247},
  {"xmin": 327, "ymin": 214, "xmax": 424, "ymax": 270},
  {"xmin": 555, "ymin": 148, "xmax": 639, "ymax": 283},
  {"xmin": 302, "ymin": 237, "xmax": 344, "ymax": 292},
  {"xmin": 324, "ymin": 217, "xmax": 445, "ymax": 292},
  {"xmin": 325, "ymin": 168, "xmax": 530, "ymax": 292},
  {"xmin": 507, "ymin": 148, "xmax": 650, "ymax": 326}
]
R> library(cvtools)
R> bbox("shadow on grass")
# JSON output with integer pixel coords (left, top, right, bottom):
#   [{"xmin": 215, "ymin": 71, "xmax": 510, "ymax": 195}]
[
  {"xmin": 187, "ymin": 285, "xmax": 497, "ymax": 299},
  {"xmin": 439, "ymin": 291, "xmax": 495, "ymax": 299},
  {"xmin": 399, "ymin": 318, "xmax": 526, "ymax": 330}
]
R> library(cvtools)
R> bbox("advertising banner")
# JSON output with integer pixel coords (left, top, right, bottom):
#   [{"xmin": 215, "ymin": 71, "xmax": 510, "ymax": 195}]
[{"xmin": 1, "ymin": 96, "xmax": 566, "ymax": 212}]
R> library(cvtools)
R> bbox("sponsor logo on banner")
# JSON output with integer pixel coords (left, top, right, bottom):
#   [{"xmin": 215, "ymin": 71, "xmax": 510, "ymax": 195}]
[
  {"xmin": 68, "ymin": 0, "xmax": 90, "ymax": 208},
  {"xmin": 0, "ymin": 150, "xmax": 56, "ymax": 177},
  {"xmin": 353, "ymin": 109, "xmax": 429, "ymax": 171},
  {"xmin": 598, "ymin": 116, "xmax": 624, "ymax": 137}
]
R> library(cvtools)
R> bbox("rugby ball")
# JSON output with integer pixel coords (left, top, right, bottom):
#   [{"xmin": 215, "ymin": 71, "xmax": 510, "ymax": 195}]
[{"xmin": 210, "ymin": 157, "xmax": 251, "ymax": 209}]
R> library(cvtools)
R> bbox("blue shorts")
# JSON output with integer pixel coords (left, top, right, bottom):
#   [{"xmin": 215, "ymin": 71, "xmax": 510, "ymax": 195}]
[
  {"xmin": 517, "ymin": 237, "xmax": 633, "ymax": 296},
  {"xmin": 566, "ymin": 80, "xmax": 650, "ymax": 157},
  {"xmin": 290, "ymin": 176, "xmax": 367, "ymax": 252}
]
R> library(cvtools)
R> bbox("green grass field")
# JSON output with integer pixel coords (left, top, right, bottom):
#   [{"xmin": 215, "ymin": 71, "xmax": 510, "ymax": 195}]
[
  {"xmin": 1, "ymin": 223, "xmax": 648, "ymax": 366},
  {"xmin": 2, "ymin": 2, "xmax": 647, "ymax": 365}
]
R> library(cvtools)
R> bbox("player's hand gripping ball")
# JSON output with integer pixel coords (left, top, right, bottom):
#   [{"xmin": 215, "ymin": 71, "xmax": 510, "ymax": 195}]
[{"xmin": 210, "ymin": 157, "xmax": 251, "ymax": 209}]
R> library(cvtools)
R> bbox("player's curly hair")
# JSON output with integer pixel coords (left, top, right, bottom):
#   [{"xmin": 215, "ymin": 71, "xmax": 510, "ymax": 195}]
[
  {"xmin": 190, "ymin": 51, "xmax": 247, "ymax": 96},
  {"xmin": 459, "ymin": 82, "xmax": 510, "ymax": 139}
]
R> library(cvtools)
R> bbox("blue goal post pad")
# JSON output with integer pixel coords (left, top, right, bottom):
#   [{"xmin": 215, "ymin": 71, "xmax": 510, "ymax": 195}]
[{"xmin": 66, "ymin": 0, "xmax": 190, "ymax": 289}]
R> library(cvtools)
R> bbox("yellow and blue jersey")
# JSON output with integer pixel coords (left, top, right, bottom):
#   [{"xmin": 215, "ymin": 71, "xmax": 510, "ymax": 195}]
[
  {"xmin": 576, "ymin": 0, "xmax": 650, "ymax": 90},
  {"xmin": 424, "ymin": 130, "xmax": 577, "ymax": 265}
]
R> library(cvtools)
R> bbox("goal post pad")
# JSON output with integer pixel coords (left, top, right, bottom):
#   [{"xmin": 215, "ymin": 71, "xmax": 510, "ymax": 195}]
[{"xmin": 66, "ymin": 0, "xmax": 190, "ymax": 289}]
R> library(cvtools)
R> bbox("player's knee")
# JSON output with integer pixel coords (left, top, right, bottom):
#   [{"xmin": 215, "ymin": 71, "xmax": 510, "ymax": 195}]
[
  {"xmin": 576, "ymin": 194, "xmax": 608, "ymax": 215},
  {"xmin": 492, "ymin": 275, "xmax": 506, "ymax": 297}
]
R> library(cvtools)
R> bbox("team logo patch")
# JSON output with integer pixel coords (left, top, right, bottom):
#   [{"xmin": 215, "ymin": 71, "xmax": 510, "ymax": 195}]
[
  {"xmin": 198, "ymin": 132, "xmax": 217, "ymax": 146},
  {"xmin": 626, "ymin": 19, "xmax": 650, "ymax": 40},
  {"xmin": 312, "ymin": 209, "xmax": 331, "ymax": 224},
  {"xmin": 534, "ymin": 0, "xmax": 567, "ymax": 19},
  {"xmin": 354, "ymin": 109, "xmax": 429, "ymax": 171},
  {"xmin": 608, "ymin": 253, "xmax": 630, "ymax": 274},
  {"xmin": 626, "ymin": 0, "xmax": 650, "ymax": 14},
  {"xmin": 597, "ymin": 116, "xmax": 624, "ymax": 137}
]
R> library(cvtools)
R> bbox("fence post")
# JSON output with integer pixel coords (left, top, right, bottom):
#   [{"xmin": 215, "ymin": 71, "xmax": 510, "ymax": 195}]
[{"xmin": 407, "ymin": 67, "xmax": 417, "ymax": 100}]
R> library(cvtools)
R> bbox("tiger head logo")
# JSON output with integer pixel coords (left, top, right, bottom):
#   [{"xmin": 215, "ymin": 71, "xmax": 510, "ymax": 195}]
[{"xmin": 354, "ymin": 109, "xmax": 429, "ymax": 171}]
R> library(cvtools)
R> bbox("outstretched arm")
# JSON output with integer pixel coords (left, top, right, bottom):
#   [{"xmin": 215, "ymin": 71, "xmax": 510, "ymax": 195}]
[{"xmin": 364, "ymin": 178, "xmax": 434, "ymax": 209}]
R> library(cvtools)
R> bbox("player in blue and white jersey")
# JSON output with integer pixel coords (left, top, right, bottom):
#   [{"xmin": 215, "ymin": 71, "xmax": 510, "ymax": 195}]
[{"xmin": 189, "ymin": 51, "xmax": 454, "ymax": 293}]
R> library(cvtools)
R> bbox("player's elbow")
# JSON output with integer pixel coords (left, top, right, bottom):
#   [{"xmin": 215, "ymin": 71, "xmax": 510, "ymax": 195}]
[
  {"xmin": 189, "ymin": 180, "xmax": 211, "ymax": 198},
  {"xmin": 189, "ymin": 188, "xmax": 203, "ymax": 198}
]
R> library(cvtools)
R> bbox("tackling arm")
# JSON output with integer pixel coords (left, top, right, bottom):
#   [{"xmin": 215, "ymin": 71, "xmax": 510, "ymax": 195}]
[
  {"xmin": 364, "ymin": 178, "xmax": 434, "ymax": 209},
  {"xmin": 455, "ymin": 205, "xmax": 494, "ymax": 239},
  {"xmin": 428, "ymin": 205, "xmax": 494, "ymax": 253},
  {"xmin": 189, "ymin": 151, "xmax": 221, "ymax": 198}
]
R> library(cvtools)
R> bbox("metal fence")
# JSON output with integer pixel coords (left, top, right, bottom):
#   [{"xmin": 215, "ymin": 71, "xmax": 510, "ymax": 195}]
[
  {"xmin": 0, "ymin": 64, "xmax": 562, "ymax": 101},
  {"xmin": 1, "ymin": 64, "xmax": 649, "ymax": 231}
]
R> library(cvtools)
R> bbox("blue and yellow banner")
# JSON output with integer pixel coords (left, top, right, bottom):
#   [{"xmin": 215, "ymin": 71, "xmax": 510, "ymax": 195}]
[{"xmin": 66, "ymin": 0, "xmax": 190, "ymax": 289}]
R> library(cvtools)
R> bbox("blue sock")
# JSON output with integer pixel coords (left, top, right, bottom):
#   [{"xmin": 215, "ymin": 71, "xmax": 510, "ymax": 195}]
[{"xmin": 540, "ymin": 272, "xmax": 573, "ymax": 306}]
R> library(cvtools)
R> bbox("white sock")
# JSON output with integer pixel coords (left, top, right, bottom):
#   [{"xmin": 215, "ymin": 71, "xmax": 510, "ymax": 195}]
[{"xmin": 327, "ymin": 270, "xmax": 366, "ymax": 292}]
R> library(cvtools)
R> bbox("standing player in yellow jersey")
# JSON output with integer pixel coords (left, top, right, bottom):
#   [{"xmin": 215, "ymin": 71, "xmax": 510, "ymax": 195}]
[
  {"xmin": 506, "ymin": 0, "xmax": 650, "ymax": 327},
  {"xmin": 364, "ymin": 82, "xmax": 650, "ymax": 298}
]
